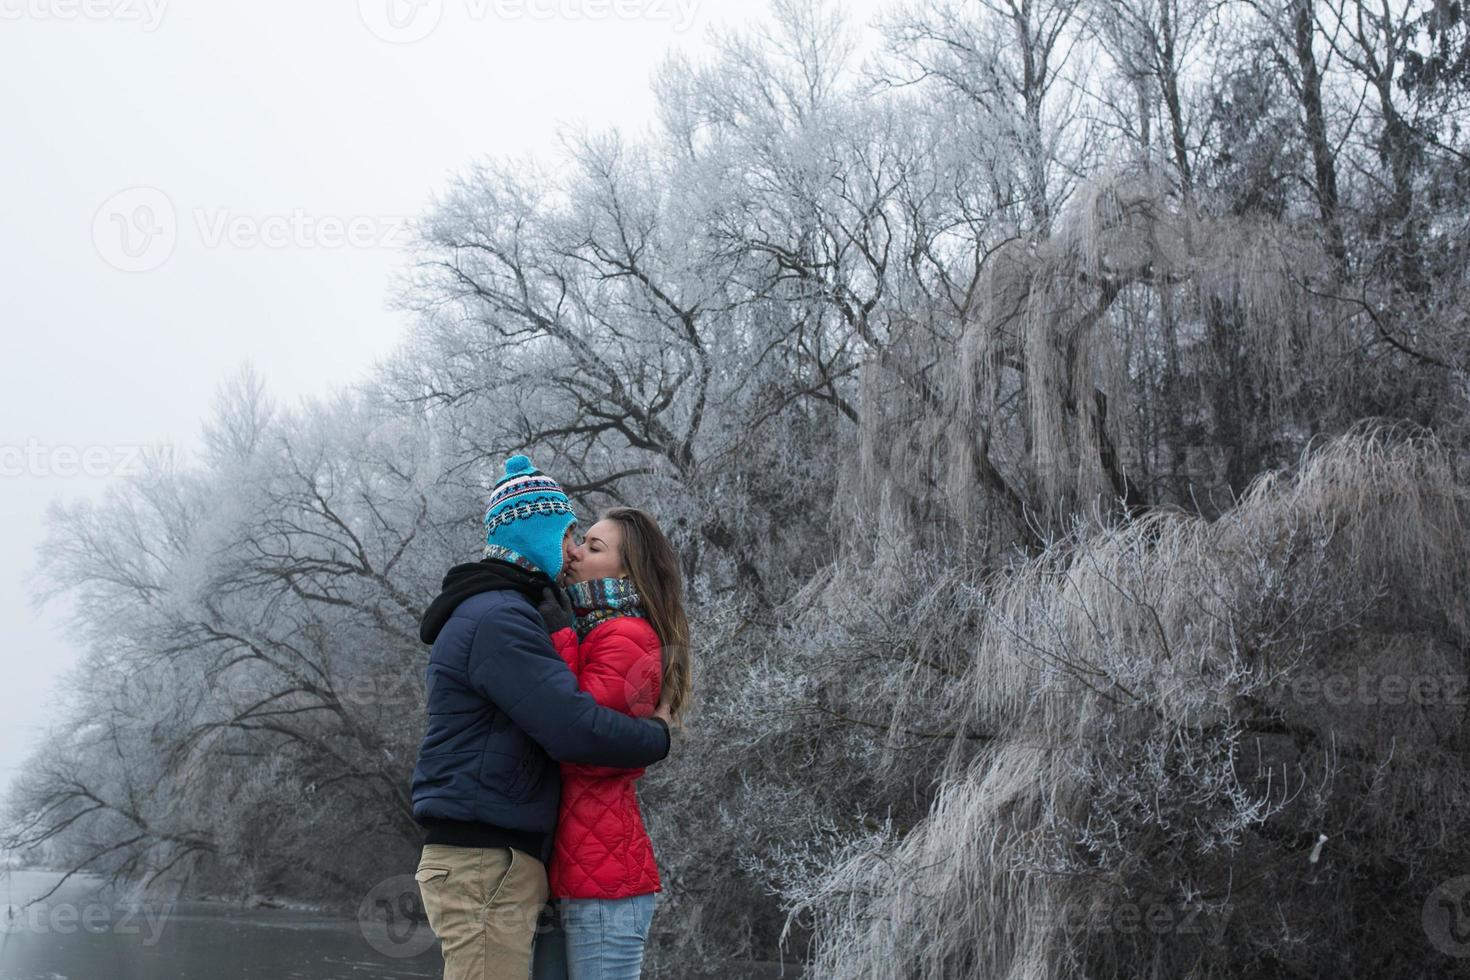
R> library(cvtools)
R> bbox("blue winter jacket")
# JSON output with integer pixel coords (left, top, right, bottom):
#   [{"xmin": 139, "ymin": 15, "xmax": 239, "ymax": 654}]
[{"xmin": 409, "ymin": 559, "xmax": 670, "ymax": 864}]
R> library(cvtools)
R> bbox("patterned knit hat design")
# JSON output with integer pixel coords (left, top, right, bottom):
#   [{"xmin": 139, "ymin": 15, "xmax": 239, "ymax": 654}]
[{"xmin": 483, "ymin": 455, "xmax": 577, "ymax": 582}]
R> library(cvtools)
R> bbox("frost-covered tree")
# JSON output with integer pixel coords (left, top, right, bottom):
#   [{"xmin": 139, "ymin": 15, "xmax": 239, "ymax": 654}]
[{"xmin": 7, "ymin": 0, "xmax": 1469, "ymax": 975}]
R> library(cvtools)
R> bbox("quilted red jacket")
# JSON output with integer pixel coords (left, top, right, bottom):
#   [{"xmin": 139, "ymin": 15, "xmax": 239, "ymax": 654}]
[{"xmin": 548, "ymin": 616, "xmax": 663, "ymax": 899}]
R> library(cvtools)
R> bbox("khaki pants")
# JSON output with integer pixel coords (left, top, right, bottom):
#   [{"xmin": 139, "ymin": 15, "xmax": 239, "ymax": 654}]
[{"xmin": 415, "ymin": 844, "xmax": 551, "ymax": 980}]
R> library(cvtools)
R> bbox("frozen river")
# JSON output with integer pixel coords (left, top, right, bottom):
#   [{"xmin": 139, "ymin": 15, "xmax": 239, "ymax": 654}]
[
  {"xmin": 0, "ymin": 868, "xmax": 442, "ymax": 980},
  {"xmin": 0, "ymin": 868, "xmax": 804, "ymax": 980}
]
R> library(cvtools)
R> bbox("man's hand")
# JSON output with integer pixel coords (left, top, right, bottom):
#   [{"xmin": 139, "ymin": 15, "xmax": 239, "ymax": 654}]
[{"xmin": 536, "ymin": 585, "xmax": 575, "ymax": 635}]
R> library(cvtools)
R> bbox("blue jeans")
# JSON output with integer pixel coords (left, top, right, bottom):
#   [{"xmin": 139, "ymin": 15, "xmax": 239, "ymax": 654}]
[{"xmin": 531, "ymin": 893, "xmax": 657, "ymax": 980}]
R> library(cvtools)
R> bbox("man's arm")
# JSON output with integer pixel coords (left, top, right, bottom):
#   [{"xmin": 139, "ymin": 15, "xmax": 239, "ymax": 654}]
[
  {"xmin": 564, "ymin": 620, "xmax": 662, "ymax": 779},
  {"xmin": 465, "ymin": 599, "xmax": 670, "ymax": 767}
]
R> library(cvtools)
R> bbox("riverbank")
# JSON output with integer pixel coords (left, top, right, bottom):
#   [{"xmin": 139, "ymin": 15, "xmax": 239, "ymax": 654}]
[{"xmin": 1, "ymin": 867, "xmax": 806, "ymax": 979}]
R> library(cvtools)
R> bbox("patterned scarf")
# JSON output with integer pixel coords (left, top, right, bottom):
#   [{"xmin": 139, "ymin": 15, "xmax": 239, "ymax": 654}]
[
  {"xmin": 482, "ymin": 543, "xmax": 544, "ymax": 578},
  {"xmin": 564, "ymin": 576, "xmax": 646, "ymax": 639}
]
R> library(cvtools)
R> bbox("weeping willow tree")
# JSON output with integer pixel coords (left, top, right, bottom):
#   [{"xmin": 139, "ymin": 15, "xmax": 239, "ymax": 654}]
[
  {"xmin": 785, "ymin": 421, "xmax": 1470, "ymax": 978},
  {"xmin": 780, "ymin": 151, "xmax": 1470, "ymax": 975},
  {"xmin": 840, "ymin": 164, "xmax": 1351, "ymax": 568}
]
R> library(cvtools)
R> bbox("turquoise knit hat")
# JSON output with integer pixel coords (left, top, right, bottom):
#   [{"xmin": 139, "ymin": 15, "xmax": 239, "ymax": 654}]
[{"xmin": 482, "ymin": 455, "xmax": 578, "ymax": 581}]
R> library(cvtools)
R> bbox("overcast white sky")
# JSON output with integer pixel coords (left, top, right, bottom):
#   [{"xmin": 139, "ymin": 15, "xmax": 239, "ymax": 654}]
[{"xmin": 0, "ymin": 0, "xmax": 886, "ymax": 798}]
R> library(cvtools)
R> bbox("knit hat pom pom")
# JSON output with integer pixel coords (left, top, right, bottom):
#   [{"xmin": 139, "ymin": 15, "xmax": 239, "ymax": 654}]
[{"xmin": 504, "ymin": 454, "xmax": 535, "ymax": 477}]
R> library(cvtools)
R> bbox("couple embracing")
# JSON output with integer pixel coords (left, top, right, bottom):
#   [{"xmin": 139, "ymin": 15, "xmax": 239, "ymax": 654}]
[{"xmin": 408, "ymin": 454, "xmax": 691, "ymax": 979}]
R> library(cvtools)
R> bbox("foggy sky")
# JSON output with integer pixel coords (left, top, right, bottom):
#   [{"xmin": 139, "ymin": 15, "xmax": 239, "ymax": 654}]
[{"xmin": 0, "ymin": 0, "xmax": 884, "ymax": 798}]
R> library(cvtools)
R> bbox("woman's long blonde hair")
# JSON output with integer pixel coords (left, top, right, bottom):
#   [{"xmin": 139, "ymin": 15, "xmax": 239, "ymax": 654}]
[{"xmin": 602, "ymin": 506, "xmax": 692, "ymax": 723}]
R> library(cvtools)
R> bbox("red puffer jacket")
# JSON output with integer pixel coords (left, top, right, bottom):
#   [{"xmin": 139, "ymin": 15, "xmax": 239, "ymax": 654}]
[{"xmin": 548, "ymin": 616, "xmax": 663, "ymax": 899}]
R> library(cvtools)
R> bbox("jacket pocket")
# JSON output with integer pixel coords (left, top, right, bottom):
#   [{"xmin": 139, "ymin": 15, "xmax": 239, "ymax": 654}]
[{"xmin": 506, "ymin": 743, "xmax": 546, "ymax": 801}]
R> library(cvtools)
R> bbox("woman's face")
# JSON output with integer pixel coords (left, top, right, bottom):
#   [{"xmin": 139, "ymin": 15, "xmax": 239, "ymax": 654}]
[{"xmin": 565, "ymin": 518, "xmax": 626, "ymax": 584}]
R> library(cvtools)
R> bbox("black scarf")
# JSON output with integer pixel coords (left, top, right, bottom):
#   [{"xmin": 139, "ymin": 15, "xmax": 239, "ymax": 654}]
[{"xmin": 419, "ymin": 557, "xmax": 551, "ymax": 644}]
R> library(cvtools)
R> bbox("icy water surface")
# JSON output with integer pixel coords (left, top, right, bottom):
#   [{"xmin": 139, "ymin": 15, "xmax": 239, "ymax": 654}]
[
  {"xmin": 0, "ymin": 868, "xmax": 804, "ymax": 980},
  {"xmin": 0, "ymin": 868, "xmax": 440, "ymax": 980}
]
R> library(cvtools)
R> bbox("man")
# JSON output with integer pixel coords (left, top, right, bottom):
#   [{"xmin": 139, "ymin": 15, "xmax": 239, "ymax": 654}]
[{"xmin": 410, "ymin": 454, "xmax": 672, "ymax": 980}]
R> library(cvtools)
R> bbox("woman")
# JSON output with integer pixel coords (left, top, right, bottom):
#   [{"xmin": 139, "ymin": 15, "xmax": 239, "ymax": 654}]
[{"xmin": 532, "ymin": 506, "xmax": 693, "ymax": 980}]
